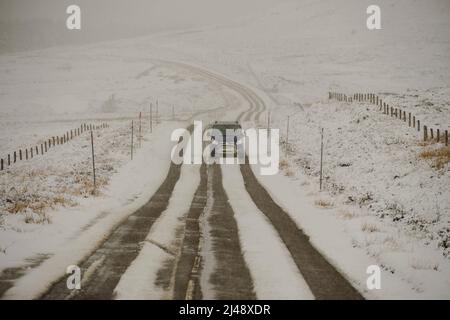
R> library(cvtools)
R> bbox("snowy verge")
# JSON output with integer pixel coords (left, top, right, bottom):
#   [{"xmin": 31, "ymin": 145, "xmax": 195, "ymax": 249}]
[
  {"xmin": 1, "ymin": 122, "xmax": 183, "ymax": 299},
  {"xmin": 221, "ymin": 164, "xmax": 314, "ymax": 299},
  {"xmin": 251, "ymin": 163, "xmax": 450, "ymax": 299}
]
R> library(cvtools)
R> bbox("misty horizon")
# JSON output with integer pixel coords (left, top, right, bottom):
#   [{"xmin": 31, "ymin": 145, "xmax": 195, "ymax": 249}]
[{"xmin": 0, "ymin": 0, "xmax": 284, "ymax": 53}]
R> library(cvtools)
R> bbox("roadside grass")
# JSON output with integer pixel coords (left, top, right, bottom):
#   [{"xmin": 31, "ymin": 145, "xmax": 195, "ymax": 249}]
[
  {"xmin": 419, "ymin": 145, "xmax": 450, "ymax": 169},
  {"xmin": 314, "ymin": 199, "xmax": 334, "ymax": 208},
  {"xmin": 361, "ymin": 222, "xmax": 380, "ymax": 233},
  {"xmin": 410, "ymin": 257, "xmax": 440, "ymax": 271}
]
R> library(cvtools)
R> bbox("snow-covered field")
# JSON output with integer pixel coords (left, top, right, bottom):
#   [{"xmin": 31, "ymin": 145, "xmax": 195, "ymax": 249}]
[
  {"xmin": 0, "ymin": 50, "xmax": 241, "ymax": 274},
  {"xmin": 1, "ymin": 0, "xmax": 449, "ymax": 299}
]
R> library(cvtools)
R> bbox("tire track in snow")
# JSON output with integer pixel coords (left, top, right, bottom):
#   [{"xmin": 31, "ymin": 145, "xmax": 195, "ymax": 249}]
[
  {"xmin": 239, "ymin": 159, "xmax": 364, "ymax": 300},
  {"xmin": 113, "ymin": 163, "xmax": 201, "ymax": 299},
  {"xmin": 172, "ymin": 163, "xmax": 255, "ymax": 300},
  {"xmin": 158, "ymin": 60, "xmax": 265, "ymax": 122},
  {"xmin": 40, "ymin": 161, "xmax": 183, "ymax": 300},
  {"xmin": 221, "ymin": 164, "xmax": 314, "ymax": 299},
  {"xmin": 171, "ymin": 164, "xmax": 207, "ymax": 300},
  {"xmin": 205, "ymin": 164, "xmax": 256, "ymax": 299}
]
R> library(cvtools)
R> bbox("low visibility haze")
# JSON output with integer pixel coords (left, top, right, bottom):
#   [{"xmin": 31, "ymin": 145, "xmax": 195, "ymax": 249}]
[{"xmin": 0, "ymin": 0, "xmax": 283, "ymax": 53}]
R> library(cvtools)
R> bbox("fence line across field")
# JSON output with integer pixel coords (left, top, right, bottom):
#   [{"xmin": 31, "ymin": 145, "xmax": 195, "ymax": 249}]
[
  {"xmin": 328, "ymin": 91, "xmax": 449, "ymax": 146},
  {"xmin": 0, "ymin": 122, "xmax": 109, "ymax": 171},
  {"xmin": 1, "ymin": 97, "xmax": 165, "ymax": 172}
]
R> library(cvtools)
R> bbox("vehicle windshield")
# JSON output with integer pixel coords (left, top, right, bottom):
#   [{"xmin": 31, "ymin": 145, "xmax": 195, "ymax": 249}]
[{"xmin": 211, "ymin": 123, "xmax": 242, "ymax": 143}]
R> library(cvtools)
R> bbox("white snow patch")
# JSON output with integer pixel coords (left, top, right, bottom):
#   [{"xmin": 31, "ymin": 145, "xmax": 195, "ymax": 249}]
[{"xmin": 221, "ymin": 164, "xmax": 314, "ymax": 299}]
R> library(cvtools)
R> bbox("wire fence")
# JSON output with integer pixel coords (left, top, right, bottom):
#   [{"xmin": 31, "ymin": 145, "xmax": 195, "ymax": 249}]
[
  {"xmin": 329, "ymin": 92, "xmax": 449, "ymax": 146},
  {"xmin": 0, "ymin": 122, "xmax": 109, "ymax": 171}
]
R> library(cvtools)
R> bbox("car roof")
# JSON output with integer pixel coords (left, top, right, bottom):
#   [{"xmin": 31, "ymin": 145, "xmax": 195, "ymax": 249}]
[{"xmin": 212, "ymin": 121, "xmax": 241, "ymax": 127}]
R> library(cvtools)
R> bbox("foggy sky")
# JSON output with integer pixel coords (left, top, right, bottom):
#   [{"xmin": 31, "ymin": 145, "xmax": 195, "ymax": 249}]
[
  {"xmin": 0, "ymin": 0, "xmax": 285, "ymax": 52},
  {"xmin": 0, "ymin": 0, "xmax": 282, "ymax": 29}
]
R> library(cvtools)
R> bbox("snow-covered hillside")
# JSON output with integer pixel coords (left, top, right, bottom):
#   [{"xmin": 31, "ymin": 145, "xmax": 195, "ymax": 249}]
[{"xmin": 0, "ymin": 0, "xmax": 449, "ymax": 299}]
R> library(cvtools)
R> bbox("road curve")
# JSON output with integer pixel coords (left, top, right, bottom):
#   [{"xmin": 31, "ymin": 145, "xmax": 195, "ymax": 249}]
[{"xmin": 2, "ymin": 60, "xmax": 363, "ymax": 300}]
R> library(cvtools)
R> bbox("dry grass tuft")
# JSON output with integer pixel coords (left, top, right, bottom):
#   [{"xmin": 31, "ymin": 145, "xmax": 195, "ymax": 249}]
[
  {"xmin": 361, "ymin": 222, "xmax": 380, "ymax": 233},
  {"xmin": 279, "ymin": 159, "xmax": 289, "ymax": 170},
  {"xmin": 339, "ymin": 209, "xmax": 358, "ymax": 220},
  {"xmin": 314, "ymin": 199, "xmax": 333, "ymax": 208},
  {"xmin": 411, "ymin": 258, "xmax": 439, "ymax": 271},
  {"xmin": 7, "ymin": 195, "xmax": 75, "ymax": 218},
  {"xmin": 24, "ymin": 211, "xmax": 51, "ymax": 224},
  {"xmin": 419, "ymin": 146, "xmax": 450, "ymax": 169},
  {"xmin": 284, "ymin": 169, "xmax": 295, "ymax": 177}
]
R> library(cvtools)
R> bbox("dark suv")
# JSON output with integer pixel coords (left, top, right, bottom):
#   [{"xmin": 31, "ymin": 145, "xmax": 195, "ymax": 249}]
[{"xmin": 210, "ymin": 121, "xmax": 243, "ymax": 158}]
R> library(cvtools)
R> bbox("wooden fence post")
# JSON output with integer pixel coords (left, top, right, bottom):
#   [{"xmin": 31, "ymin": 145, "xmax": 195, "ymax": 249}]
[
  {"xmin": 320, "ymin": 128, "xmax": 324, "ymax": 191},
  {"xmin": 139, "ymin": 112, "xmax": 142, "ymax": 148},
  {"xmin": 31, "ymin": 147, "xmax": 33, "ymax": 159},
  {"xmin": 8, "ymin": 154, "xmax": 10, "ymax": 166},
  {"xmin": 91, "ymin": 130, "xmax": 96, "ymax": 193},
  {"xmin": 437, "ymin": 129, "xmax": 440, "ymax": 142},
  {"xmin": 14, "ymin": 151, "xmax": 16, "ymax": 163},
  {"xmin": 26, "ymin": 149, "xmax": 28, "ymax": 160},
  {"xmin": 19, "ymin": 150, "xmax": 22, "ymax": 161},
  {"xmin": 36, "ymin": 146, "xmax": 39, "ymax": 155},
  {"xmin": 424, "ymin": 125, "xmax": 428, "ymax": 141},
  {"xmin": 445, "ymin": 130, "xmax": 448, "ymax": 146},
  {"xmin": 417, "ymin": 120, "xmax": 420, "ymax": 131},
  {"xmin": 131, "ymin": 120, "xmax": 134, "ymax": 160},
  {"xmin": 430, "ymin": 128, "xmax": 434, "ymax": 140},
  {"xmin": 150, "ymin": 102, "xmax": 153, "ymax": 133},
  {"xmin": 0, "ymin": 158, "xmax": 3, "ymax": 171},
  {"xmin": 41, "ymin": 144, "xmax": 44, "ymax": 154},
  {"xmin": 45, "ymin": 141, "xmax": 47, "ymax": 153},
  {"xmin": 413, "ymin": 116, "xmax": 415, "ymax": 128}
]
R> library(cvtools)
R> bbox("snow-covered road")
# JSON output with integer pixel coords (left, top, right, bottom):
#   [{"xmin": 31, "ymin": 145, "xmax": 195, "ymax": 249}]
[{"xmin": 0, "ymin": 60, "xmax": 364, "ymax": 300}]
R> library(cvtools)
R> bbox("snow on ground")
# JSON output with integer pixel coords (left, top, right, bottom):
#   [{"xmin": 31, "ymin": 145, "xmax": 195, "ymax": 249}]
[
  {"xmin": 1, "ymin": 0, "xmax": 449, "ymax": 299},
  {"xmin": 221, "ymin": 164, "xmax": 314, "ymax": 299},
  {"xmin": 114, "ymin": 161, "xmax": 201, "ymax": 300},
  {"xmin": 249, "ymin": 93, "xmax": 450, "ymax": 298},
  {"xmin": 269, "ymin": 98, "xmax": 450, "ymax": 260},
  {"xmin": 0, "ymin": 45, "xmax": 243, "ymax": 276},
  {"xmin": 252, "ymin": 162, "xmax": 450, "ymax": 299},
  {"xmin": 1, "ymin": 122, "xmax": 182, "ymax": 299}
]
